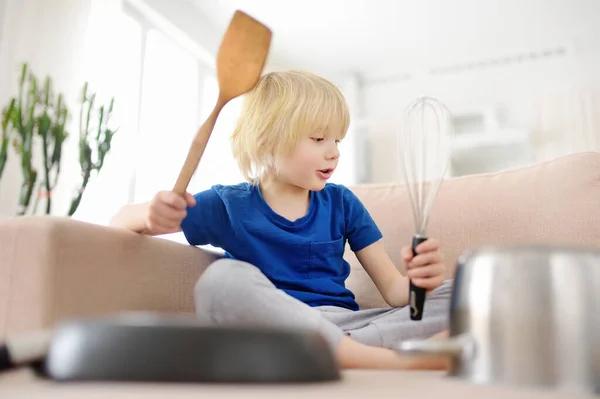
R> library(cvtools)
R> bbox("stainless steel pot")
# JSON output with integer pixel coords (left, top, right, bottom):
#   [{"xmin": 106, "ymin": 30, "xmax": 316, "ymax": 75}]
[{"xmin": 395, "ymin": 245, "xmax": 600, "ymax": 394}]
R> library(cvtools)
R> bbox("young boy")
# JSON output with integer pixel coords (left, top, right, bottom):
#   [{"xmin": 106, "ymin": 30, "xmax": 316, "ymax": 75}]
[{"xmin": 110, "ymin": 70, "xmax": 453, "ymax": 370}]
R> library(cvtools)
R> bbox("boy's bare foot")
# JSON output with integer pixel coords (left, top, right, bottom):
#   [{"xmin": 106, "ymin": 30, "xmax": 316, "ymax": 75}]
[{"xmin": 336, "ymin": 330, "xmax": 450, "ymax": 370}]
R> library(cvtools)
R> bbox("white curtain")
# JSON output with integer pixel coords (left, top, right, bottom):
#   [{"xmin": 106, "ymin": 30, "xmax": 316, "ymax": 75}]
[{"xmin": 532, "ymin": 88, "xmax": 600, "ymax": 161}]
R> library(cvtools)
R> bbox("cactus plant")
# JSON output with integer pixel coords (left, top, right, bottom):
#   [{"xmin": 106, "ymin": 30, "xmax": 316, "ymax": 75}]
[
  {"xmin": 0, "ymin": 99, "xmax": 15, "ymax": 180},
  {"xmin": 1, "ymin": 63, "xmax": 117, "ymax": 217},
  {"xmin": 9, "ymin": 64, "xmax": 39, "ymax": 216},
  {"xmin": 1, "ymin": 63, "xmax": 70, "ymax": 216},
  {"xmin": 32, "ymin": 77, "xmax": 69, "ymax": 215},
  {"xmin": 68, "ymin": 82, "xmax": 117, "ymax": 217}
]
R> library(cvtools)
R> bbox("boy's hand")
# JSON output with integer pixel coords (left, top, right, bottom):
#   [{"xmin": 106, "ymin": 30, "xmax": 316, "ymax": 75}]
[
  {"xmin": 401, "ymin": 238, "xmax": 447, "ymax": 293},
  {"xmin": 145, "ymin": 190, "xmax": 196, "ymax": 235}
]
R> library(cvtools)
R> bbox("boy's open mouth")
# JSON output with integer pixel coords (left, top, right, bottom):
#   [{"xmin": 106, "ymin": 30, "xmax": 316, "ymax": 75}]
[{"xmin": 317, "ymin": 168, "xmax": 334, "ymax": 180}]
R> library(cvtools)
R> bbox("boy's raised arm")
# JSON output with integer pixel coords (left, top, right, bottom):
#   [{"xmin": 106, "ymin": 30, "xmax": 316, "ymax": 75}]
[
  {"xmin": 109, "ymin": 191, "xmax": 196, "ymax": 235},
  {"xmin": 109, "ymin": 201, "xmax": 151, "ymax": 233}
]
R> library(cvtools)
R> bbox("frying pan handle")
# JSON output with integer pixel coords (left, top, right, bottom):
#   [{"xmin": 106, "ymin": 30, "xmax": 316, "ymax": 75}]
[
  {"xmin": 0, "ymin": 329, "xmax": 53, "ymax": 372},
  {"xmin": 409, "ymin": 235, "xmax": 428, "ymax": 320},
  {"xmin": 394, "ymin": 333, "xmax": 473, "ymax": 358}
]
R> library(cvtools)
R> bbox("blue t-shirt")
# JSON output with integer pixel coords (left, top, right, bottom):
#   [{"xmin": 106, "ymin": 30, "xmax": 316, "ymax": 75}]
[{"xmin": 180, "ymin": 182, "xmax": 382, "ymax": 311}]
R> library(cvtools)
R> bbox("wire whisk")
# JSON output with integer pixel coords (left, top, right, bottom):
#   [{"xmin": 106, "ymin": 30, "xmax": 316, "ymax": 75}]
[{"xmin": 397, "ymin": 96, "xmax": 453, "ymax": 320}]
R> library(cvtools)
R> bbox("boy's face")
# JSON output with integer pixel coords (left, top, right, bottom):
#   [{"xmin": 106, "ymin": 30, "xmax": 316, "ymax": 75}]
[{"xmin": 278, "ymin": 133, "xmax": 341, "ymax": 191}]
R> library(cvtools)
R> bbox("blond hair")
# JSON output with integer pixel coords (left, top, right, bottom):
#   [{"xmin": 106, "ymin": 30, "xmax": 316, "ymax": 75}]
[{"xmin": 231, "ymin": 70, "xmax": 350, "ymax": 184}]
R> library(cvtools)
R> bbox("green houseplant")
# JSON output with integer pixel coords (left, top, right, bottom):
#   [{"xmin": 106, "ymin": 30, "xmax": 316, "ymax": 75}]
[
  {"xmin": 7, "ymin": 64, "xmax": 44, "ymax": 215},
  {"xmin": 0, "ymin": 62, "xmax": 117, "ymax": 216},
  {"xmin": 68, "ymin": 82, "xmax": 117, "ymax": 217},
  {"xmin": 32, "ymin": 74, "xmax": 69, "ymax": 215},
  {"xmin": 0, "ymin": 99, "xmax": 13, "ymax": 181}
]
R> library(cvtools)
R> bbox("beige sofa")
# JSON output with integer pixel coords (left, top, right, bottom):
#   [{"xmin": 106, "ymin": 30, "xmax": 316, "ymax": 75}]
[{"xmin": 1, "ymin": 151, "xmax": 599, "ymax": 398}]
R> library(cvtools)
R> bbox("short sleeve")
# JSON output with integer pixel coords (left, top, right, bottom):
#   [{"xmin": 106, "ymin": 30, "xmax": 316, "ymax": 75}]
[
  {"xmin": 342, "ymin": 187, "xmax": 383, "ymax": 252},
  {"xmin": 180, "ymin": 186, "xmax": 232, "ymax": 247}
]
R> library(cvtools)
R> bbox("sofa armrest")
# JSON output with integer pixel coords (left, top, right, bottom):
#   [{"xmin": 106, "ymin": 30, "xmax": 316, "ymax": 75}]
[{"xmin": 0, "ymin": 216, "xmax": 217, "ymax": 339}]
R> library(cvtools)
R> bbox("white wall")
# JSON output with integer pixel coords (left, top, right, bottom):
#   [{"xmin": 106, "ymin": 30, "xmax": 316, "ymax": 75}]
[
  {"xmin": 362, "ymin": 36, "xmax": 600, "ymax": 183},
  {"xmin": 0, "ymin": 0, "xmax": 92, "ymax": 216},
  {"xmin": 0, "ymin": 0, "xmax": 6, "ymax": 51}
]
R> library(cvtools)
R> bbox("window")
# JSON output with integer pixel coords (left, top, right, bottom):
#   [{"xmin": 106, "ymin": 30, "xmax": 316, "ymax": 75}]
[
  {"xmin": 133, "ymin": 28, "xmax": 200, "ymax": 202},
  {"xmin": 71, "ymin": 10, "xmax": 144, "ymax": 225},
  {"xmin": 74, "ymin": 3, "xmax": 239, "ymax": 226}
]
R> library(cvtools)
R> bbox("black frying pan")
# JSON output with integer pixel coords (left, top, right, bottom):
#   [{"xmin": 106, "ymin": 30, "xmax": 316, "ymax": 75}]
[{"xmin": 0, "ymin": 312, "xmax": 340, "ymax": 383}]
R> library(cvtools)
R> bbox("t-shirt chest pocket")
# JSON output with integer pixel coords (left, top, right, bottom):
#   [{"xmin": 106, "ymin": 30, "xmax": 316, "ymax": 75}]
[{"xmin": 309, "ymin": 237, "xmax": 346, "ymax": 279}]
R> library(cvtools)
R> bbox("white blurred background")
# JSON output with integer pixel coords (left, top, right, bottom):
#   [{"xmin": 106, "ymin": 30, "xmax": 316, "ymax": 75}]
[{"xmin": 0, "ymin": 0, "xmax": 598, "ymax": 230}]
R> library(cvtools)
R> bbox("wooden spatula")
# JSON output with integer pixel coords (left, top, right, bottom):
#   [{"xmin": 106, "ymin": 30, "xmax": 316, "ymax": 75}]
[{"xmin": 172, "ymin": 10, "xmax": 272, "ymax": 195}]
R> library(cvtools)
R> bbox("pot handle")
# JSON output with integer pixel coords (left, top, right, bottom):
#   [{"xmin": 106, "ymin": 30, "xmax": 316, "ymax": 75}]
[{"xmin": 394, "ymin": 333, "xmax": 474, "ymax": 358}]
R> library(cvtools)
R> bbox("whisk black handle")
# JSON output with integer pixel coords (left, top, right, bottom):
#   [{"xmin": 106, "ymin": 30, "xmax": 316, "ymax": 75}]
[{"xmin": 409, "ymin": 235, "xmax": 427, "ymax": 321}]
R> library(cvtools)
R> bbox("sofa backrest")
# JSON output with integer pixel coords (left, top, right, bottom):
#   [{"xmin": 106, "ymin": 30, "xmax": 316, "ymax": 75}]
[{"xmin": 345, "ymin": 151, "xmax": 600, "ymax": 309}]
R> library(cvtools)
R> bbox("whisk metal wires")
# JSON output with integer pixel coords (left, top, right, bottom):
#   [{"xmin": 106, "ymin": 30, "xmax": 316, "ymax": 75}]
[{"xmin": 397, "ymin": 96, "xmax": 453, "ymax": 320}]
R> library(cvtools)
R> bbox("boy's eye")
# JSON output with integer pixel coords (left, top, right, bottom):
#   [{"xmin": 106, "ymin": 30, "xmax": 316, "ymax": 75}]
[{"xmin": 311, "ymin": 137, "xmax": 324, "ymax": 142}]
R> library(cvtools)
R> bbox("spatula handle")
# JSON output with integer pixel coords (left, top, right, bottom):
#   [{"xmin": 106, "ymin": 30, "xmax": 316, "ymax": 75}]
[
  {"xmin": 173, "ymin": 100, "xmax": 225, "ymax": 195},
  {"xmin": 409, "ymin": 235, "xmax": 428, "ymax": 321}
]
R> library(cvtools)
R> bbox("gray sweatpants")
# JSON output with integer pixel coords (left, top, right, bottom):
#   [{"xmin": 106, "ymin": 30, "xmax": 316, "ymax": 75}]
[{"xmin": 194, "ymin": 258, "xmax": 452, "ymax": 351}]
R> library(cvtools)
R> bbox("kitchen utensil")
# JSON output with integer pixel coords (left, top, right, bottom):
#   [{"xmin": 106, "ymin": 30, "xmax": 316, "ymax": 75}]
[
  {"xmin": 395, "ymin": 244, "xmax": 600, "ymax": 394},
  {"xmin": 0, "ymin": 329, "xmax": 52, "ymax": 372},
  {"xmin": 397, "ymin": 96, "xmax": 452, "ymax": 320},
  {"xmin": 1, "ymin": 313, "xmax": 340, "ymax": 383},
  {"xmin": 172, "ymin": 10, "xmax": 272, "ymax": 195}
]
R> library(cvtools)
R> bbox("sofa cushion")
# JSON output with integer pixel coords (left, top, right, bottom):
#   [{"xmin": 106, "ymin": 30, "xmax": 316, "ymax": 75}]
[{"xmin": 345, "ymin": 151, "xmax": 600, "ymax": 309}]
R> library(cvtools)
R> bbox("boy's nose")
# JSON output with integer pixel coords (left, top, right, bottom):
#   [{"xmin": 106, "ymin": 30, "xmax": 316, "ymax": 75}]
[{"xmin": 326, "ymin": 144, "xmax": 340, "ymax": 160}]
